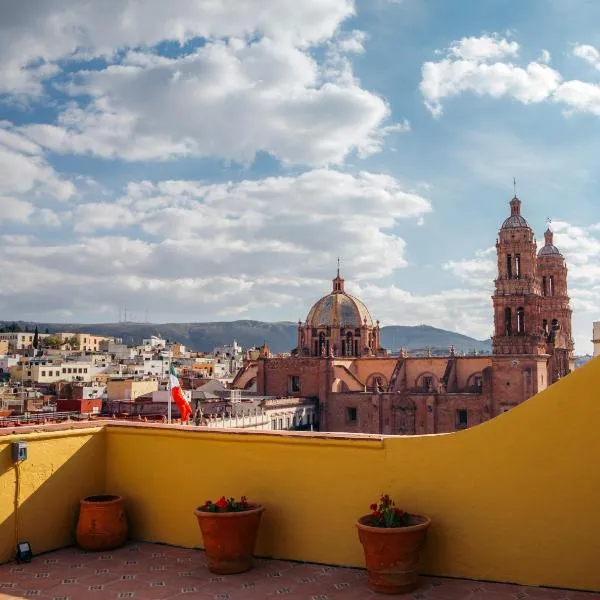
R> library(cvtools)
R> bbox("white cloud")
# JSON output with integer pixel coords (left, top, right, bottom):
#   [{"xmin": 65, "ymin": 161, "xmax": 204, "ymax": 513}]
[
  {"xmin": 18, "ymin": 36, "xmax": 393, "ymax": 166},
  {"xmin": 573, "ymin": 44, "xmax": 600, "ymax": 70},
  {"xmin": 0, "ymin": 0, "xmax": 355, "ymax": 96},
  {"xmin": 0, "ymin": 126, "xmax": 76, "ymax": 201},
  {"xmin": 442, "ymin": 248, "xmax": 496, "ymax": 288},
  {"xmin": 1, "ymin": 1, "xmax": 402, "ymax": 167},
  {"xmin": 447, "ymin": 34, "xmax": 519, "ymax": 61},
  {"xmin": 0, "ymin": 169, "xmax": 432, "ymax": 323},
  {"xmin": 1, "ymin": 197, "xmax": 35, "ymax": 223},
  {"xmin": 420, "ymin": 35, "xmax": 600, "ymax": 120},
  {"xmin": 355, "ymin": 282, "xmax": 494, "ymax": 342}
]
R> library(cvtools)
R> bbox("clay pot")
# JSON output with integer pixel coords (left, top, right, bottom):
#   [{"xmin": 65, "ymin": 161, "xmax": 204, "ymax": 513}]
[
  {"xmin": 356, "ymin": 514, "xmax": 431, "ymax": 594},
  {"xmin": 194, "ymin": 505, "xmax": 265, "ymax": 574},
  {"xmin": 76, "ymin": 495, "xmax": 128, "ymax": 551}
]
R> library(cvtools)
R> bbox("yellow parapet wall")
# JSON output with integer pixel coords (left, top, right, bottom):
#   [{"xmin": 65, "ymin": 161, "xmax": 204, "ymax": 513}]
[
  {"xmin": 0, "ymin": 427, "xmax": 105, "ymax": 563},
  {"xmin": 1, "ymin": 355, "xmax": 599, "ymax": 590},
  {"xmin": 105, "ymin": 356, "xmax": 600, "ymax": 591}
]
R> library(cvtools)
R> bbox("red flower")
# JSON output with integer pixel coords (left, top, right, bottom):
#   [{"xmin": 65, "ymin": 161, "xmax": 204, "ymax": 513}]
[
  {"xmin": 370, "ymin": 503, "xmax": 378, "ymax": 512},
  {"xmin": 215, "ymin": 496, "xmax": 228, "ymax": 510}
]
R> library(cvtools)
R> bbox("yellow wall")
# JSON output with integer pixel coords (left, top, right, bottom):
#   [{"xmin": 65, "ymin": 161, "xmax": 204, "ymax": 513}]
[
  {"xmin": 0, "ymin": 427, "xmax": 105, "ymax": 563},
  {"xmin": 1, "ymin": 357, "xmax": 600, "ymax": 591},
  {"xmin": 106, "ymin": 357, "xmax": 600, "ymax": 592}
]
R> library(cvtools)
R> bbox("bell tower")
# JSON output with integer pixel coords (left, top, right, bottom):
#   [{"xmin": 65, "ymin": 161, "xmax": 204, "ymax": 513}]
[
  {"xmin": 536, "ymin": 226, "xmax": 574, "ymax": 381},
  {"xmin": 490, "ymin": 194, "xmax": 548, "ymax": 413},
  {"xmin": 492, "ymin": 196, "xmax": 544, "ymax": 355}
]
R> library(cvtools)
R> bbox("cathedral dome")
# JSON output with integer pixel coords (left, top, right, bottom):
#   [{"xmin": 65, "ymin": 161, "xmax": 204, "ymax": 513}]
[
  {"xmin": 538, "ymin": 228, "xmax": 563, "ymax": 257},
  {"xmin": 501, "ymin": 196, "xmax": 530, "ymax": 229},
  {"xmin": 501, "ymin": 214, "xmax": 530, "ymax": 229},
  {"xmin": 306, "ymin": 291, "xmax": 373, "ymax": 328}
]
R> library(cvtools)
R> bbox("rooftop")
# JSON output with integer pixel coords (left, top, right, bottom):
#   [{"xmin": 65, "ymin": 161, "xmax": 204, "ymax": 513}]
[
  {"xmin": 0, "ymin": 542, "xmax": 595, "ymax": 600},
  {"xmin": 1, "ymin": 356, "xmax": 600, "ymax": 597}
]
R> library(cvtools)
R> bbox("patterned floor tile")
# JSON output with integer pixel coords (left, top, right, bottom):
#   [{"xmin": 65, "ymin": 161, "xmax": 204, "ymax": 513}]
[{"xmin": 1, "ymin": 543, "xmax": 598, "ymax": 600}]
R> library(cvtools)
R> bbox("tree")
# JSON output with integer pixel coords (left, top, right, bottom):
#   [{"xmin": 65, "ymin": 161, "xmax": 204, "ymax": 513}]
[
  {"xmin": 67, "ymin": 336, "xmax": 80, "ymax": 350},
  {"xmin": 44, "ymin": 335, "xmax": 62, "ymax": 349},
  {"xmin": 32, "ymin": 326, "xmax": 39, "ymax": 350}
]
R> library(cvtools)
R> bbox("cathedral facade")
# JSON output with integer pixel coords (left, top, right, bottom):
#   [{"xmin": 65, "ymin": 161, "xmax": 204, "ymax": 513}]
[{"xmin": 233, "ymin": 196, "xmax": 574, "ymax": 434}]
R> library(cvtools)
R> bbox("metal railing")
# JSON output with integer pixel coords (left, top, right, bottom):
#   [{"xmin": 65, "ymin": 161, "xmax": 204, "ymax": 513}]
[{"xmin": 0, "ymin": 411, "xmax": 98, "ymax": 425}]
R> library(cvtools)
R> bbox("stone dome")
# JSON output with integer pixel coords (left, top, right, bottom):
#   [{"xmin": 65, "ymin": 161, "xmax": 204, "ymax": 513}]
[
  {"xmin": 501, "ymin": 214, "xmax": 530, "ymax": 229},
  {"xmin": 538, "ymin": 228, "xmax": 563, "ymax": 257},
  {"xmin": 306, "ymin": 291, "xmax": 373, "ymax": 328},
  {"xmin": 501, "ymin": 196, "xmax": 530, "ymax": 229}
]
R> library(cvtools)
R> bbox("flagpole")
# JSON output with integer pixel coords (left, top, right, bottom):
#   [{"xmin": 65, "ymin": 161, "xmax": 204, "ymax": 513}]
[{"xmin": 167, "ymin": 347, "xmax": 172, "ymax": 424}]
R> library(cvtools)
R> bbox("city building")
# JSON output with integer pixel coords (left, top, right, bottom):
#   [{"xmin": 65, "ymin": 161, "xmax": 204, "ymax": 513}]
[
  {"xmin": 0, "ymin": 331, "xmax": 49, "ymax": 351},
  {"xmin": 233, "ymin": 195, "xmax": 574, "ymax": 434}
]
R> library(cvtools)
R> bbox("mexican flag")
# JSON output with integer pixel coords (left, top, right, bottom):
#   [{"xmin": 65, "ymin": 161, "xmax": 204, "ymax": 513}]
[{"xmin": 169, "ymin": 365, "xmax": 192, "ymax": 422}]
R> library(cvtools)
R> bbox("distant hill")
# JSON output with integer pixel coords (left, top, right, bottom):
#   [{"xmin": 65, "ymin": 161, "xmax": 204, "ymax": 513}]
[{"xmin": 0, "ymin": 320, "xmax": 492, "ymax": 354}]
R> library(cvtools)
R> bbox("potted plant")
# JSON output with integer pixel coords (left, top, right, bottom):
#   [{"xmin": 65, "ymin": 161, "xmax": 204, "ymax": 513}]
[
  {"xmin": 194, "ymin": 496, "xmax": 265, "ymax": 574},
  {"xmin": 356, "ymin": 494, "xmax": 431, "ymax": 594}
]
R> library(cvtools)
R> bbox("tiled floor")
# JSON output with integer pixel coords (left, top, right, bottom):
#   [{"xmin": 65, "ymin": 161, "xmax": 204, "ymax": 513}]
[{"xmin": 0, "ymin": 543, "xmax": 598, "ymax": 600}]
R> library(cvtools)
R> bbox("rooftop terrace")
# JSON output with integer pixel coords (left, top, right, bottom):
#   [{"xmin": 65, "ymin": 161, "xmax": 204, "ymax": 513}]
[
  {"xmin": 1, "ymin": 357, "xmax": 600, "ymax": 597},
  {"xmin": 1, "ymin": 542, "xmax": 598, "ymax": 600}
]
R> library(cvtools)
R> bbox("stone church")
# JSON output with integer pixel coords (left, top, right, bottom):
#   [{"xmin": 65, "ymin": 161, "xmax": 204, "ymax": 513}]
[{"xmin": 233, "ymin": 195, "xmax": 574, "ymax": 434}]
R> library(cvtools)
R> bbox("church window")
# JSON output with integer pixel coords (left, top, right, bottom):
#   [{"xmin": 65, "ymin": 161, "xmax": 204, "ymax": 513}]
[
  {"xmin": 504, "ymin": 307, "xmax": 512, "ymax": 335},
  {"xmin": 354, "ymin": 340, "xmax": 359, "ymax": 355},
  {"xmin": 517, "ymin": 307, "xmax": 525, "ymax": 334},
  {"xmin": 542, "ymin": 276, "xmax": 547, "ymax": 296},
  {"xmin": 422, "ymin": 376, "xmax": 433, "ymax": 391},
  {"xmin": 506, "ymin": 254, "xmax": 512, "ymax": 278},
  {"xmin": 289, "ymin": 375, "xmax": 301, "ymax": 393},
  {"xmin": 346, "ymin": 407, "xmax": 358, "ymax": 423},
  {"xmin": 278, "ymin": 418, "xmax": 283, "ymax": 429},
  {"xmin": 271, "ymin": 419, "xmax": 277, "ymax": 429},
  {"xmin": 515, "ymin": 254, "xmax": 521, "ymax": 278},
  {"xmin": 456, "ymin": 409, "xmax": 468, "ymax": 429},
  {"xmin": 549, "ymin": 275, "xmax": 554, "ymax": 296}
]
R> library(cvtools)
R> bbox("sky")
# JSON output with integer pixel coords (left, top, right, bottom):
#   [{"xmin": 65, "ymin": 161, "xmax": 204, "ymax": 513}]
[{"xmin": 1, "ymin": 0, "xmax": 600, "ymax": 354}]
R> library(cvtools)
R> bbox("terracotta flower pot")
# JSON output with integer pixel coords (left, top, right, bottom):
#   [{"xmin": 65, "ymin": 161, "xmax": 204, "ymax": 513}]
[
  {"xmin": 76, "ymin": 495, "xmax": 128, "ymax": 551},
  {"xmin": 194, "ymin": 505, "xmax": 265, "ymax": 574},
  {"xmin": 356, "ymin": 513, "xmax": 431, "ymax": 595}
]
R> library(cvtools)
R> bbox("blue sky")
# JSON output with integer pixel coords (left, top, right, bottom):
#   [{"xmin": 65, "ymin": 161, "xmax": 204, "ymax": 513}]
[{"xmin": 1, "ymin": 0, "xmax": 600, "ymax": 353}]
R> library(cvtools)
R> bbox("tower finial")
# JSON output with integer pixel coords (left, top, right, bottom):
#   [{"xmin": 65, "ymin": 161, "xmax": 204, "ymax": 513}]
[
  {"xmin": 337, "ymin": 256, "xmax": 340, "ymax": 278},
  {"xmin": 513, "ymin": 177, "xmax": 517, "ymax": 198}
]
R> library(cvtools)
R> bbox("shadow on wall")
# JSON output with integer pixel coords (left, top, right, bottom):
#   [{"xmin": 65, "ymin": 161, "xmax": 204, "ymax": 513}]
[{"xmin": 0, "ymin": 429, "xmax": 105, "ymax": 563}]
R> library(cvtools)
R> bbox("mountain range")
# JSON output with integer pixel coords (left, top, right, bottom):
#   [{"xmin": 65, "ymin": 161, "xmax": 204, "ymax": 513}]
[{"xmin": 0, "ymin": 320, "xmax": 492, "ymax": 354}]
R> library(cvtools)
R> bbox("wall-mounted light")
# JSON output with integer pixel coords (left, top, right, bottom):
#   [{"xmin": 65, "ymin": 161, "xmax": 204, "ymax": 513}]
[{"xmin": 16, "ymin": 541, "xmax": 32, "ymax": 563}]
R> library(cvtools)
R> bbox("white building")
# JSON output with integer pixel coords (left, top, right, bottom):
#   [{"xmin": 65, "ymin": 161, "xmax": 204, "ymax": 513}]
[
  {"xmin": 142, "ymin": 336, "xmax": 167, "ymax": 350},
  {"xmin": 10, "ymin": 358, "xmax": 99, "ymax": 384}
]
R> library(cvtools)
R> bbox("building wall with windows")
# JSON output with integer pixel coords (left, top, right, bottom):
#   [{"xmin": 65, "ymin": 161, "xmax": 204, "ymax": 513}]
[{"xmin": 0, "ymin": 332, "xmax": 49, "ymax": 351}]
